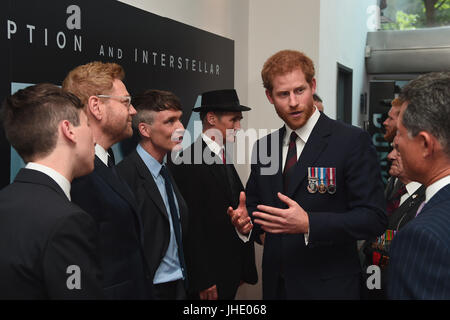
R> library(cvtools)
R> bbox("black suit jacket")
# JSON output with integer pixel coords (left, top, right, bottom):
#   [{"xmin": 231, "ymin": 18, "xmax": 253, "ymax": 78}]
[
  {"xmin": 0, "ymin": 169, "xmax": 103, "ymax": 299},
  {"xmin": 116, "ymin": 149, "xmax": 189, "ymax": 287},
  {"xmin": 169, "ymin": 139, "xmax": 258, "ymax": 299},
  {"xmin": 246, "ymin": 113, "xmax": 387, "ymax": 299},
  {"xmin": 361, "ymin": 183, "xmax": 425, "ymax": 299},
  {"xmin": 71, "ymin": 156, "xmax": 152, "ymax": 299}
]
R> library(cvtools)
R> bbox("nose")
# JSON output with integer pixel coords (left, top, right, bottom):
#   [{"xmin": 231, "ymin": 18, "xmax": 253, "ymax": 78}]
[
  {"xmin": 234, "ymin": 120, "xmax": 241, "ymax": 130},
  {"xmin": 288, "ymin": 92, "xmax": 297, "ymax": 107},
  {"xmin": 129, "ymin": 104, "xmax": 137, "ymax": 115}
]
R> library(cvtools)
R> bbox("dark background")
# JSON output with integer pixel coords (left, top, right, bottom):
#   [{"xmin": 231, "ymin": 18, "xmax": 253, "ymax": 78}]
[{"xmin": 0, "ymin": 0, "xmax": 234, "ymax": 188}]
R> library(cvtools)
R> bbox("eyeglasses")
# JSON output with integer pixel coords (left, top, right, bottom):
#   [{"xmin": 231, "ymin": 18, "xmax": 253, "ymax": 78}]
[{"xmin": 96, "ymin": 95, "xmax": 132, "ymax": 109}]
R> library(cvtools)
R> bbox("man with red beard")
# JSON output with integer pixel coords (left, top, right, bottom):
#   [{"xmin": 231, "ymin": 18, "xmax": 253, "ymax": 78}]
[{"xmin": 229, "ymin": 50, "xmax": 387, "ymax": 299}]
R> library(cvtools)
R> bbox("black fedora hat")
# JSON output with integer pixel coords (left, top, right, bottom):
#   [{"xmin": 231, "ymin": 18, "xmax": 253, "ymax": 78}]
[{"xmin": 192, "ymin": 89, "xmax": 251, "ymax": 112}]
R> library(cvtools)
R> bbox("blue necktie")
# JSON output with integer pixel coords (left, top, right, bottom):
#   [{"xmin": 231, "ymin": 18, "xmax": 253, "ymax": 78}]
[{"xmin": 160, "ymin": 165, "xmax": 187, "ymax": 282}]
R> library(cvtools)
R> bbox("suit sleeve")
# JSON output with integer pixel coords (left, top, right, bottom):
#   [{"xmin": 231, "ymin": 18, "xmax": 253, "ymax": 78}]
[
  {"xmin": 308, "ymin": 130, "xmax": 387, "ymax": 245},
  {"xmin": 42, "ymin": 211, "xmax": 104, "ymax": 299},
  {"xmin": 388, "ymin": 223, "xmax": 450, "ymax": 299}
]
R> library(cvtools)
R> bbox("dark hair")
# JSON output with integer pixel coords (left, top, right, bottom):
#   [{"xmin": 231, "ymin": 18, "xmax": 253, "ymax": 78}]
[
  {"xmin": 400, "ymin": 72, "xmax": 450, "ymax": 156},
  {"xmin": 199, "ymin": 111, "xmax": 225, "ymax": 123},
  {"xmin": 313, "ymin": 93, "xmax": 322, "ymax": 102},
  {"xmin": 2, "ymin": 83, "xmax": 84, "ymax": 162},
  {"xmin": 132, "ymin": 89, "xmax": 182, "ymax": 129}
]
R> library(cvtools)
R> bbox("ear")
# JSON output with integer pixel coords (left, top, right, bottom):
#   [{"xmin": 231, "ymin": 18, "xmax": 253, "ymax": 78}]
[
  {"xmin": 87, "ymin": 95, "xmax": 103, "ymax": 121},
  {"xmin": 60, "ymin": 120, "xmax": 76, "ymax": 144},
  {"xmin": 138, "ymin": 122, "xmax": 150, "ymax": 138},
  {"xmin": 207, "ymin": 112, "xmax": 216, "ymax": 126},
  {"xmin": 310, "ymin": 77, "xmax": 317, "ymax": 95},
  {"xmin": 265, "ymin": 89, "xmax": 274, "ymax": 104},
  {"xmin": 419, "ymin": 131, "xmax": 438, "ymax": 158}
]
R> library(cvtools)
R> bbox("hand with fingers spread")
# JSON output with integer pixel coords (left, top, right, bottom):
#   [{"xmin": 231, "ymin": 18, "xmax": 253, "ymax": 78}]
[
  {"xmin": 253, "ymin": 192, "xmax": 309, "ymax": 234},
  {"xmin": 227, "ymin": 191, "xmax": 253, "ymax": 235},
  {"xmin": 199, "ymin": 284, "xmax": 218, "ymax": 300}
]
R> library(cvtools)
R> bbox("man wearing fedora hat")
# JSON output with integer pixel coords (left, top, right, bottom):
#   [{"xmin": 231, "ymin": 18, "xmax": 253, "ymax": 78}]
[{"xmin": 169, "ymin": 89, "xmax": 257, "ymax": 300}]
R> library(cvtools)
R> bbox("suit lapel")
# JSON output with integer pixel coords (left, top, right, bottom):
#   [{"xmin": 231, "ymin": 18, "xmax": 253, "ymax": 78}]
[
  {"xmin": 287, "ymin": 113, "xmax": 331, "ymax": 198},
  {"xmin": 200, "ymin": 139, "xmax": 233, "ymax": 202},
  {"xmin": 388, "ymin": 185, "xmax": 426, "ymax": 228},
  {"xmin": 132, "ymin": 151, "xmax": 170, "ymax": 222},
  {"xmin": 420, "ymin": 183, "xmax": 450, "ymax": 215},
  {"xmin": 269, "ymin": 127, "xmax": 285, "ymax": 203},
  {"xmin": 94, "ymin": 156, "xmax": 137, "ymax": 211}
]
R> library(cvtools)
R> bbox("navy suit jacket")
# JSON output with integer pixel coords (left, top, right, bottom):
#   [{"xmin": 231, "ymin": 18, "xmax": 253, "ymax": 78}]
[
  {"xmin": 388, "ymin": 183, "xmax": 450, "ymax": 299},
  {"xmin": 0, "ymin": 169, "xmax": 103, "ymax": 299},
  {"xmin": 246, "ymin": 113, "xmax": 387, "ymax": 299},
  {"xmin": 71, "ymin": 156, "xmax": 152, "ymax": 299}
]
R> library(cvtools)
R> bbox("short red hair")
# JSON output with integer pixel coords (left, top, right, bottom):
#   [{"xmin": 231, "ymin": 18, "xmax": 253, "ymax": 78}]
[{"xmin": 262, "ymin": 50, "xmax": 315, "ymax": 92}]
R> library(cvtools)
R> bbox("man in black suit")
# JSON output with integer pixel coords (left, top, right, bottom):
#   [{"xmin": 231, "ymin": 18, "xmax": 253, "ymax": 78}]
[
  {"xmin": 117, "ymin": 89, "xmax": 189, "ymax": 299},
  {"xmin": 361, "ymin": 145, "xmax": 425, "ymax": 299},
  {"xmin": 169, "ymin": 89, "xmax": 258, "ymax": 300},
  {"xmin": 0, "ymin": 83, "xmax": 102, "ymax": 299},
  {"xmin": 62, "ymin": 62, "xmax": 152, "ymax": 299},
  {"xmin": 229, "ymin": 50, "xmax": 387, "ymax": 299},
  {"xmin": 388, "ymin": 72, "xmax": 450, "ymax": 299}
]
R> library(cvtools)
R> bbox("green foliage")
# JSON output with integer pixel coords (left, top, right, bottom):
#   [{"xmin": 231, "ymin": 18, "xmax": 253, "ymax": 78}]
[{"xmin": 382, "ymin": 0, "xmax": 450, "ymax": 30}]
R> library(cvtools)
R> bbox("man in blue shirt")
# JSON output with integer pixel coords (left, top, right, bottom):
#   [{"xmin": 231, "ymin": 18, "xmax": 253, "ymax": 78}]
[{"xmin": 117, "ymin": 89, "xmax": 189, "ymax": 299}]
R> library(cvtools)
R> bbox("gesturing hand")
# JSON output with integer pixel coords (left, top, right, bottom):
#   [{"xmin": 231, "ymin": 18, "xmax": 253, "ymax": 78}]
[
  {"xmin": 227, "ymin": 191, "xmax": 253, "ymax": 235},
  {"xmin": 252, "ymin": 192, "xmax": 309, "ymax": 234}
]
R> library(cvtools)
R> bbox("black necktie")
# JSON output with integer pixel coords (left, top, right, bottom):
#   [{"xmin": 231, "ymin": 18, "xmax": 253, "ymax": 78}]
[
  {"xmin": 283, "ymin": 132, "xmax": 298, "ymax": 193},
  {"xmin": 107, "ymin": 148, "xmax": 115, "ymax": 167},
  {"xmin": 160, "ymin": 165, "xmax": 187, "ymax": 281}
]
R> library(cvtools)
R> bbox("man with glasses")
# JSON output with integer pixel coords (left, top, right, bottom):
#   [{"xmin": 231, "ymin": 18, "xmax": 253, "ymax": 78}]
[{"xmin": 62, "ymin": 61, "xmax": 153, "ymax": 299}]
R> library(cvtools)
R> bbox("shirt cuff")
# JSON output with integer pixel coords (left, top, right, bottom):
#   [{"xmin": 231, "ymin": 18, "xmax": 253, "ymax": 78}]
[
  {"xmin": 304, "ymin": 227, "xmax": 310, "ymax": 246},
  {"xmin": 236, "ymin": 227, "xmax": 252, "ymax": 243}
]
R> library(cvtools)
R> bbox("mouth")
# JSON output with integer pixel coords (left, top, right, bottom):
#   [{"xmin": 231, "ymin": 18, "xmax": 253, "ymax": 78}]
[{"xmin": 290, "ymin": 111, "xmax": 303, "ymax": 119}]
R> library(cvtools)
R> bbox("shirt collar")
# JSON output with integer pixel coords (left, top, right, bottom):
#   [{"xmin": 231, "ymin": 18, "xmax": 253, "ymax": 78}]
[
  {"xmin": 95, "ymin": 144, "xmax": 109, "ymax": 166},
  {"xmin": 405, "ymin": 181, "xmax": 422, "ymax": 196},
  {"xmin": 425, "ymin": 174, "xmax": 450, "ymax": 203},
  {"xmin": 201, "ymin": 133, "xmax": 223, "ymax": 157},
  {"xmin": 25, "ymin": 162, "xmax": 71, "ymax": 201},
  {"xmin": 136, "ymin": 144, "xmax": 164, "ymax": 179},
  {"xmin": 284, "ymin": 106, "xmax": 320, "ymax": 145}
]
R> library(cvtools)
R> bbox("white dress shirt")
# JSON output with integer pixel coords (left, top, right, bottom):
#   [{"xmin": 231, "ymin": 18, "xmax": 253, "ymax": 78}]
[
  {"xmin": 95, "ymin": 144, "xmax": 109, "ymax": 166},
  {"xmin": 25, "ymin": 162, "xmax": 71, "ymax": 201},
  {"xmin": 425, "ymin": 174, "xmax": 450, "ymax": 203},
  {"xmin": 399, "ymin": 181, "xmax": 422, "ymax": 206}
]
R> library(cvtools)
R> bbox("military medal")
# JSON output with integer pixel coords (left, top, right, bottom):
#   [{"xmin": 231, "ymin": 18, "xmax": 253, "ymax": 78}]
[
  {"xmin": 318, "ymin": 167, "xmax": 327, "ymax": 194},
  {"xmin": 327, "ymin": 167, "xmax": 336, "ymax": 194},
  {"xmin": 307, "ymin": 167, "xmax": 318, "ymax": 193}
]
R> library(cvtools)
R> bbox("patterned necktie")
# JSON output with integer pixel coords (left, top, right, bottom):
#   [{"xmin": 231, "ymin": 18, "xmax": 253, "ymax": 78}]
[
  {"xmin": 160, "ymin": 165, "xmax": 187, "ymax": 281},
  {"xmin": 283, "ymin": 132, "xmax": 298, "ymax": 193},
  {"xmin": 386, "ymin": 184, "xmax": 407, "ymax": 215}
]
